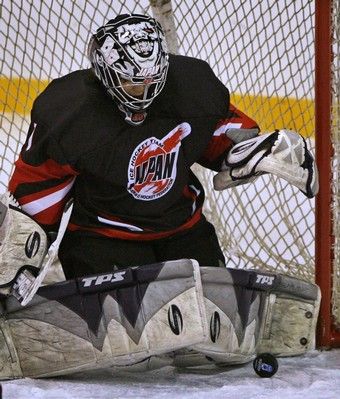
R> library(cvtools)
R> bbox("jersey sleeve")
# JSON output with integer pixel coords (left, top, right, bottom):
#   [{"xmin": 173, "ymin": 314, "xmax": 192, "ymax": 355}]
[
  {"xmin": 198, "ymin": 103, "xmax": 260, "ymax": 171},
  {"xmin": 8, "ymin": 120, "xmax": 79, "ymax": 230}
]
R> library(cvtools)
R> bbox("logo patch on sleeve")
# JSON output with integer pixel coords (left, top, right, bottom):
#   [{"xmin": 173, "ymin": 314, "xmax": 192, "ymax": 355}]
[{"xmin": 127, "ymin": 122, "xmax": 191, "ymax": 200}]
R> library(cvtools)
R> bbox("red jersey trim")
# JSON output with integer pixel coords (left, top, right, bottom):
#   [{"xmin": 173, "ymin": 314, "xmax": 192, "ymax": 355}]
[
  {"xmin": 68, "ymin": 207, "xmax": 203, "ymax": 241},
  {"xmin": 9, "ymin": 155, "xmax": 78, "ymax": 191}
]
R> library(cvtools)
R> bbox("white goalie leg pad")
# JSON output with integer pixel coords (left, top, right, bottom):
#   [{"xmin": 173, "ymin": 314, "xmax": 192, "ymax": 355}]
[
  {"xmin": 214, "ymin": 129, "xmax": 319, "ymax": 198},
  {"xmin": 0, "ymin": 259, "xmax": 208, "ymax": 379},
  {"xmin": 256, "ymin": 272, "xmax": 321, "ymax": 357},
  {"xmin": 0, "ymin": 192, "xmax": 49, "ymax": 295},
  {"xmin": 187, "ymin": 267, "xmax": 264, "ymax": 366},
  {"xmin": 173, "ymin": 267, "xmax": 321, "ymax": 368}
]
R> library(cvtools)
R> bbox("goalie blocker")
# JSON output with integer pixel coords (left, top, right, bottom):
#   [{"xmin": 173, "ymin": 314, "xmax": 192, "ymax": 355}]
[
  {"xmin": 0, "ymin": 192, "xmax": 72, "ymax": 304},
  {"xmin": 0, "ymin": 259, "xmax": 320, "ymax": 379},
  {"xmin": 0, "ymin": 193, "xmax": 49, "ymax": 297}
]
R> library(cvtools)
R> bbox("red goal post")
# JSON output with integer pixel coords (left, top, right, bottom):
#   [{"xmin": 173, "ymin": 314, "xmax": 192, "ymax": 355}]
[
  {"xmin": 0, "ymin": 0, "xmax": 339, "ymax": 348},
  {"xmin": 314, "ymin": 0, "xmax": 340, "ymax": 348}
]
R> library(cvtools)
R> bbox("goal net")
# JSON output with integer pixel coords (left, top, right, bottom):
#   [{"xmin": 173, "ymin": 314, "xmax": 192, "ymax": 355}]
[{"xmin": 1, "ymin": 0, "xmax": 339, "ymax": 347}]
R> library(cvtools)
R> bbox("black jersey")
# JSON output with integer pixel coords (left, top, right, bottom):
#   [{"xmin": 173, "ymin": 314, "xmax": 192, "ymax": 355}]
[{"xmin": 9, "ymin": 54, "xmax": 259, "ymax": 240}]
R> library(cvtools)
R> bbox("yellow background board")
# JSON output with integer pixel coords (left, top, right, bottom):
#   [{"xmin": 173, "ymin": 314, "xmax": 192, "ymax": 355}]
[{"xmin": 0, "ymin": 77, "xmax": 315, "ymax": 138}]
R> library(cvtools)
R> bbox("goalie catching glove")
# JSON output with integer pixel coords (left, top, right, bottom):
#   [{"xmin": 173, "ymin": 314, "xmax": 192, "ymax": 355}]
[{"xmin": 213, "ymin": 129, "xmax": 319, "ymax": 198}]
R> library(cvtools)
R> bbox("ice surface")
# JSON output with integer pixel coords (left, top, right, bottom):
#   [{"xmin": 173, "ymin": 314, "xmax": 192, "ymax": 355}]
[{"xmin": 2, "ymin": 350, "xmax": 340, "ymax": 399}]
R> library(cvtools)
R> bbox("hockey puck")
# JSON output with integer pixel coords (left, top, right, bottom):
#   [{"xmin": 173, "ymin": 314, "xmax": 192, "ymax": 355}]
[{"xmin": 253, "ymin": 353, "xmax": 278, "ymax": 378}]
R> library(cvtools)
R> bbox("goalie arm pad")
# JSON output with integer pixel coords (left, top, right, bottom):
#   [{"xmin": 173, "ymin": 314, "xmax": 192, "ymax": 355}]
[{"xmin": 213, "ymin": 129, "xmax": 319, "ymax": 198}]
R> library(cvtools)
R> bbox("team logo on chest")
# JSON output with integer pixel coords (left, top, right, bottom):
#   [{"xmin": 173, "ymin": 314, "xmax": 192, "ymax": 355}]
[{"xmin": 128, "ymin": 123, "xmax": 191, "ymax": 200}]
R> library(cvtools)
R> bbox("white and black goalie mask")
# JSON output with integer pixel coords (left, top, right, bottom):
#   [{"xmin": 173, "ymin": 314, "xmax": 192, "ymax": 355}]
[{"xmin": 88, "ymin": 14, "xmax": 169, "ymax": 114}]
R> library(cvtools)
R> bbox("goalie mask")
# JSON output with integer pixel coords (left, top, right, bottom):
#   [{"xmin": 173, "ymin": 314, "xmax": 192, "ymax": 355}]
[{"xmin": 88, "ymin": 14, "xmax": 169, "ymax": 118}]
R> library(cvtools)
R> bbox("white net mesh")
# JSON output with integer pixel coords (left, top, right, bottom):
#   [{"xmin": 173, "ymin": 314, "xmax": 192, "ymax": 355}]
[
  {"xmin": 0, "ymin": 1, "xmax": 339, "ymax": 331},
  {"xmin": 172, "ymin": 0, "xmax": 316, "ymax": 283}
]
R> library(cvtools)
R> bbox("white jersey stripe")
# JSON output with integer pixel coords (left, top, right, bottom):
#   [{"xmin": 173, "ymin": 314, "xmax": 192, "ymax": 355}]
[
  {"xmin": 97, "ymin": 216, "xmax": 144, "ymax": 232},
  {"xmin": 189, "ymin": 184, "xmax": 200, "ymax": 215},
  {"xmin": 21, "ymin": 178, "xmax": 75, "ymax": 215},
  {"xmin": 26, "ymin": 123, "xmax": 37, "ymax": 151}
]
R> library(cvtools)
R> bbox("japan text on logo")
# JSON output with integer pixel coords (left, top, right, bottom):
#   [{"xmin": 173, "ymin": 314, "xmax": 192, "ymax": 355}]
[{"xmin": 127, "ymin": 123, "xmax": 191, "ymax": 200}]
